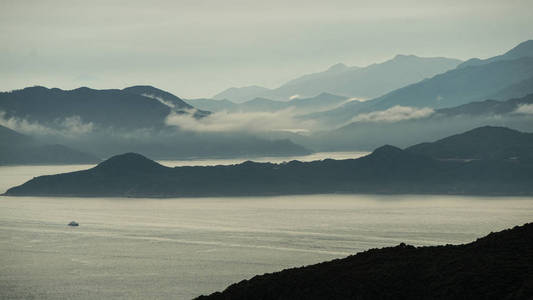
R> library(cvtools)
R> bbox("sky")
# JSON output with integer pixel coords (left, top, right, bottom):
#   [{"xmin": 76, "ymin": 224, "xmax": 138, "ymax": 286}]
[{"xmin": 1, "ymin": 0, "xmax": 532, "ymax": 99}]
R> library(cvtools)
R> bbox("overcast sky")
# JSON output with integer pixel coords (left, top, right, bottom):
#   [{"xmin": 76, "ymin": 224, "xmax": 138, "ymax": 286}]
[{"xmin": 1, "ymin": 0, "xmax": 532, "ymax": 98}]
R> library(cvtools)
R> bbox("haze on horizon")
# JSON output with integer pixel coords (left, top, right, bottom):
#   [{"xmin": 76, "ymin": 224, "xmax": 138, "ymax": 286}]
[{"xmin": 1, "ymin": 0, "xmax": 532, "ymax": 98}]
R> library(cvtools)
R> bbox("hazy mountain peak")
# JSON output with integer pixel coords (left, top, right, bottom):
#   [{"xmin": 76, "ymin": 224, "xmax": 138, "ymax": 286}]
[
  {"xmin": 122, "ymin": 85, "xmax": 211, "ymax": 118},
  {"xmin": 215, "ymin": 54, "xmax": 461, "ymax": 102},
  {"xmin": 392, "ymin": 54, "xmax": 417, "ymax": 60},
  {"xmin": 247, "ymin": 97, "xmax": 276, "ymax": 103},
  {"xmin": 123, "ymin": 85, "xmax": 163, "ymax": 93},
  {"xmin": 465, "ymin": 125, "xmax": 519, "ymax": 135},
  {"xmin": 326, "ymin": 63, "xmax": 349, "ymax": 72},
  {"xmin": 213, "ymin": 85, "xmax": 271, "ymax": 103},
  {"xmin": 504, "ymin": 39, "xmax": 533, "ymax": 58},
  {"xmin": 369, "ymin": 144, "xmax": 404, "ymax": 157},
  {"xmin": 123, "ymin": 85, "xmax": 187, "ymax": 103},
  {"xmin": 316, "ymin": 92, "xmax": 342, "ymax": 98},
  {"xmin": 94, "ymin": 152, "xmax": 165, "ymax": 173},
  {"xmin": 458, "ymin": 39, "xmax": 533, "ymax": 68},
  {"xmin": 72, "ymin": 86, "xmax": 94, "ymax": 92},
  {"xmin": 364, "ymin": 144, "xmax": 434, "ymax": 166}
]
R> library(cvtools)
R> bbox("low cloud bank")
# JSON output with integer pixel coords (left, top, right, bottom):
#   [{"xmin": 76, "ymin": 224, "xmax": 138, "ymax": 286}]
[
  {"xmin": 514, "ymin": 103, "xmax": 533, "ymax": 115},
  {"xmin": 347, "ymin": 97, "xmax": 368, "ymax": 102},
  {"xmin": 141, "ymin": 93, "xmax": 175, "ymax": 108},
  {"xmin": 0, "ymin": 112, "xmax": 93, "ymax": 137},
  {"xmin": 350, "ymin": 106, "xmax": 434, "ymax": 123},
  {"xmin": 165, "ymin": 109, "xmax": 315, "ymax": 133}
]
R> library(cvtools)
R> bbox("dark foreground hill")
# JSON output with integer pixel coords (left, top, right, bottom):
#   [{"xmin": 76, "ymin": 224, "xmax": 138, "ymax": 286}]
[
  {"xmin": 4, "ymin": 126, "xmax": 533, "ymax": 197},
  {"xmin": 196, "ymin": 222, "xmax": 533, "ymax": 300}
]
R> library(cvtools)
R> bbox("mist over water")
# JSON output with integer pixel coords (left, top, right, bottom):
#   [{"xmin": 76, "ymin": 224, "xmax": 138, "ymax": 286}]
[
  {"xmin": 1, "ymin": 162, "xmax": 532, "ymax": 299},
  {"xmin": 158, "ymin": 151, "xmax": 369, "ymax": 168}
]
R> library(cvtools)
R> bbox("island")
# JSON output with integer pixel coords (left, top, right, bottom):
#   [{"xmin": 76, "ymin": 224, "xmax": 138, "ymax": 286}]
[{"xmin": 4, "ymin": 126, "xmax": 533, "ymax": 197}]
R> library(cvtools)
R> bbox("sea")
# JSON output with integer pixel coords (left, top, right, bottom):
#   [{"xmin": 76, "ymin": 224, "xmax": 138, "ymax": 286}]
[{"xmin": 1, "ymin": 151, "xmax": 532, "ymax": 299}]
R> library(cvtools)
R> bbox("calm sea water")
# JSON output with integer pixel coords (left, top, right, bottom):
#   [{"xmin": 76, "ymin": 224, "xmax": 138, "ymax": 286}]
[{"xmin": 1, "ymin": 153, "xmax": 532, "ymax": 299}]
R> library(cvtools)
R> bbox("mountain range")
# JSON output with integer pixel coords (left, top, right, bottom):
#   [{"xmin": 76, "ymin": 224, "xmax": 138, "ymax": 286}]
[
  {"xmin": 5, "ymin": 126, "xmax": 533, "ymax": 197},
  {"xmin": 0, "ymin": 85, "xmax": 313, "ymax": 161},
  {"xmin": 0, "ymin": 85, "xmax": 207, "ymax": 131},
  {"xmin": 310, "ymin": 40, "xmax": 533, "ymax": 126},
  {"xmin": 186, "ymin": 93, "xmax": 349, "ymax": 114},
  {"xmin": 2, "ymin": 39, "xmax": 532, "ymax": 163},
  {"xmin": 196, "ymin": 222, "xmax": 533, "ymax": 300},
  {"xmin": 214, "ymin": 55, "xmax": 462, "ymax": 102},
  {"xmin": 301, "ymin": 93, "xmax": 533, "ymax": 151},
  {"xmin": 437, "ymin": 93, "xmax": 533, "ymax": 116},
  {"xmin": 458, "ymin": 39, "xmax": 533, "ymax": 68}
]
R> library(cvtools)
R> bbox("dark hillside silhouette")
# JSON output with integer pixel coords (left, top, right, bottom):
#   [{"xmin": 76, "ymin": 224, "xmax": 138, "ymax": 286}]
[{"xmin": 196, "ymin": 222, "xmax": 533, "ymax": 300}]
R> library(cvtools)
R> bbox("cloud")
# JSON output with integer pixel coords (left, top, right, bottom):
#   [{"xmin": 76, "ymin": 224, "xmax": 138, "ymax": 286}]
[
  {"xmin": 0, "ymin": 111, "xmax": 55, "ymax": 135},
  {"xmin": 513, "ymin": 103, "xmax": 533, "ymax": 115},
  {"xmin": 59, "ymin": 116, "xmax": 94, "ymax": 135},
  {"xmin": 347, "ymin": 97, "xmax": 368, "ymax": 102},
  {"xmin": 141, "ymin": 93, "xmax": 175, "ymax": 108},
  {"xmin": 0, "ymin": 111, "xmax": 93, "ymax": 137},
  {"xmin": 165, "ymin": 109, "xmax": 315, "ymax": 133},
  {"xmin": 289, "ymin": 94, "xmax": 300, "ymax": 100},
  {"xmin": 350, "ymin": 106, "xmax": 434, "ymax": 123}
]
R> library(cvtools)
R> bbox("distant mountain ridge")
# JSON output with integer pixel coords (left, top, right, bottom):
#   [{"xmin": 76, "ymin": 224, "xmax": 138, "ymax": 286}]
[
  {"xmin": 212, "ymin": 86, "xmax": 271, "ymax": 103},
  {"xmin": 187, "ymin": 93, "xmax": 349, "ymax": 114},
  {"xmin": 5, "ymin": 126, "xmax": 533, "ymax": 197},
  {"xmin": 305, "ymin": 93, "xmax": 533, "ymax": 152},
  {"xmin": 458, "ymin": 39, "xmax": 533, "ymax": 68},
  {"xmin": 436, "ymin": 93, "xmax": 533, "ymax": 116},
  {"xmin": 310, "ymin": 40, "xmax": 533, "ymax": 126},
  {"xmin": 0, "ymin": 85, "xmax": 317, "ymax": 160},
  {"xmin": 214, "ymin": 55, "xmax": 461, "ymax": 102},
  {"xmin": 0, "ymin": 125, "xmax": 99, "ymax": 165},
  {"xmin": 369, "ymin": 57, "xmax": 533, "ymax": 110}
]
